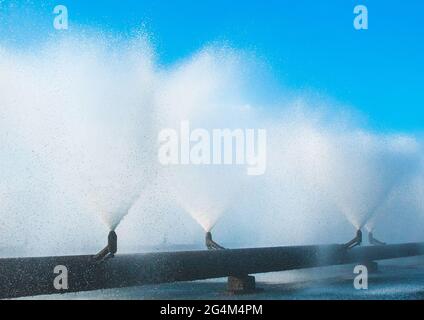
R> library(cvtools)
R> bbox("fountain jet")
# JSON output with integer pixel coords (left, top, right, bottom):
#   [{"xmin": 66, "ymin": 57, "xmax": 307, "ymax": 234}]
[
  {"xmin": 205, "ymin": 231, "xmax": 225, "ymax": 250},
  {"xmin": 93, "ymin": 231, "xmax": 118, "ymax": 261}
]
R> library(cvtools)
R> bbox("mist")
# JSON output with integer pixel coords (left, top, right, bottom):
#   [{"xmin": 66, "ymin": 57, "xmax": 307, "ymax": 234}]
[{"xmin": 0, "ymin": 34, "xmax": 423, "ymax": 257}]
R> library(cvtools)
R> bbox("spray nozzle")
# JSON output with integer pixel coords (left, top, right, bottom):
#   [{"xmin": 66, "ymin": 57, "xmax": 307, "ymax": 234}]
[
  {"xmin": 368, "ymin": 231, "xmax": 386, "ymax": 246},
  {"xmin": 343, "ymin": 229, "xmax": 362, "ymax": 250},
  {"xmin": 205, "ymin": 231, "xmax": 225, "ymax": 250},
  {"xmin": 93, "ymin": 230, "xmax": 118, "ymax": 261}
]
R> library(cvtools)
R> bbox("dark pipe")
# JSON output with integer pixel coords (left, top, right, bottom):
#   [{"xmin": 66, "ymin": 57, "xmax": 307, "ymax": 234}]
[{"xmin": 1, "ymin": 242, "xmax": 424, "ymax": 299}]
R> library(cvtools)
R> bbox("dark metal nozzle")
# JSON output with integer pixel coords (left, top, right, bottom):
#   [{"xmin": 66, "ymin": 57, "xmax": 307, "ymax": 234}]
[
  {"xmin": 93, "ymin": 231, "xmax": 118, "ymax": 261},
  {"xmin": 343, "ymin": 229, "xmax": 362, "ymax": 249},
  {"xmin": 205, "ymin": 231, "xmax": 225, "ymax": 250},
  {"xmin": 108, "ymin": 231, "xmax": 118, "ymax": 255}
]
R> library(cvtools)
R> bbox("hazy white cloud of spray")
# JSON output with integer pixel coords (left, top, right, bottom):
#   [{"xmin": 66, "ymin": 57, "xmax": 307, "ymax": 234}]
[
  {"xmin": 154, "ymin": 48, "xmax": 254, "ymax": 232},
  {"xmin": 323, "ymin": 133, "xmax": 421, "ymax": 229},
  {"xmin": 364, "ymin": 138, "xmax": 422, "ymax": 231},
  {"xmin": 0, "ymin": 35, "xmax": 157, "ymax": 255},
  {"xmin": 0, "ymin": 34, "xmax": 423, "ymax": 256}
]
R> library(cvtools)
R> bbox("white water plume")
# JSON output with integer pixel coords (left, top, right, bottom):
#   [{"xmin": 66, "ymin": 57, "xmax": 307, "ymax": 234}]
[
  {"xmin": 0, "ymin": 36, "xmax": 156, "ymax": 236},
  {"xmin": 240, "ymin": 109, "xmax": 423, "ymax": 245},
  {"xmin": 0, "ymin": 33, "xmax": 423, "ymax": 254},
  {"xmin": 325, "ymin": 133, "xmax": 421, "ymax": 229},
  {"xmin": 364, "ymin": 139, "xmax": 422, "ymax": 232},
  {"xmin": 155, "ymin": 48, "xmax": 254, "ymax": 232}
]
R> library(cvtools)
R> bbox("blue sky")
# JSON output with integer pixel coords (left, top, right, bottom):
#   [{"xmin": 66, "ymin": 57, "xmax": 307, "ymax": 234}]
[{"xmin": 1, "ymin": 0, "xmax": 423, "ymax": 133}]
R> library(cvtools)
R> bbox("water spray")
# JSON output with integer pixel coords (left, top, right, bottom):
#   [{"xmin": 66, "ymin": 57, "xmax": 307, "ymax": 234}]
[
  {"xmin": 205, "ymin": 231, "xmax": 225, "ymax": 250},
  {"xmin": 93, "ymin": 230, "xmax": 118, "ymax": 261},
  {"xmin": 343, "ymin": 229, "xmax": 362, "ymax": 249}
]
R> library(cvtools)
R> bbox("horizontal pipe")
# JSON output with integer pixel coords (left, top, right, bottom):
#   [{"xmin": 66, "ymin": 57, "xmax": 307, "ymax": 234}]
[{"xmin": 1, "ymin": 242, "xmax": 424, "ymax": 299}]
